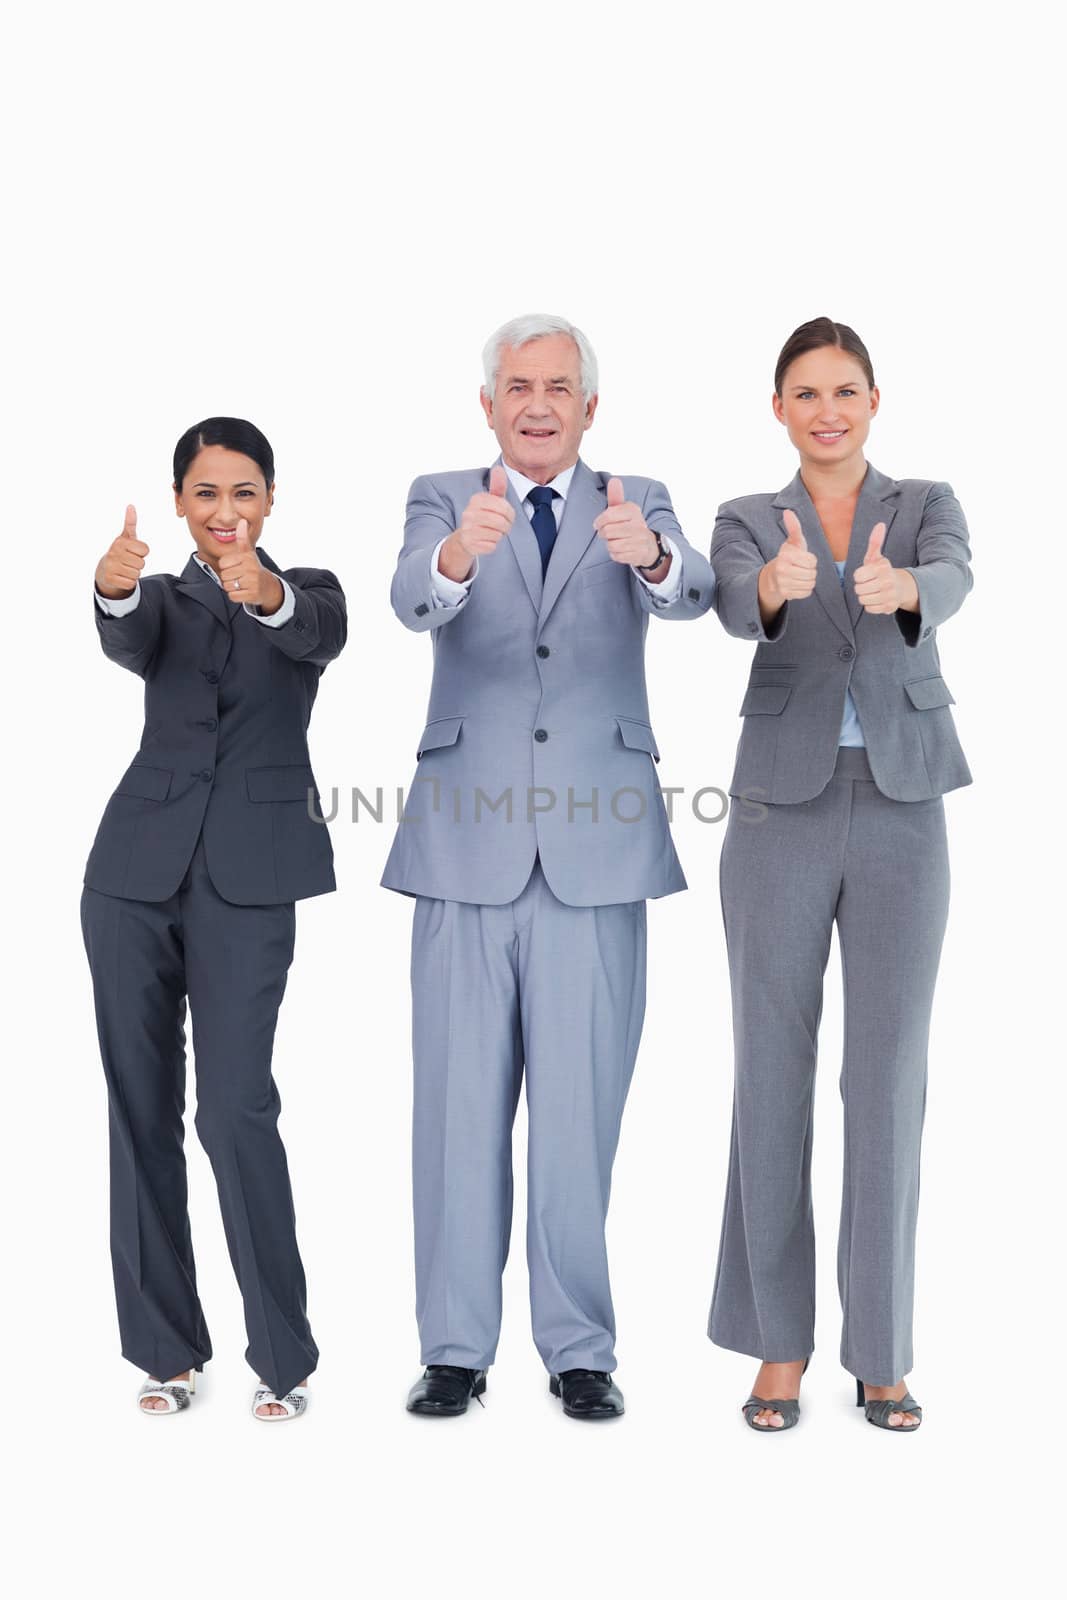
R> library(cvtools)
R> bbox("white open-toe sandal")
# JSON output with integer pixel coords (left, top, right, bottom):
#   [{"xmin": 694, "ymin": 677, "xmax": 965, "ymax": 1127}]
[
  {"xmin": 252, "ymin": 1383, "xmax": 309, "ymax": 1421},
  {"xmin": 137, "ymin": 1371, "xmax": 196, "ymax": 1415}
]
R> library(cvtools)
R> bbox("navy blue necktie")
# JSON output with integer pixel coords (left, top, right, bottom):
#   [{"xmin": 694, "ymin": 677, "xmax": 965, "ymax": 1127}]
[{"xmin": 527, "ymin": 485, "xmax": 560, "ymax": 576}]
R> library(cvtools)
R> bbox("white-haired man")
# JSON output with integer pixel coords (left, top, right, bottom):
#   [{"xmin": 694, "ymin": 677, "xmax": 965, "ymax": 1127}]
[{"xmin": 383, "ymin": 314, "xmax": 714, "ymax": 1420}]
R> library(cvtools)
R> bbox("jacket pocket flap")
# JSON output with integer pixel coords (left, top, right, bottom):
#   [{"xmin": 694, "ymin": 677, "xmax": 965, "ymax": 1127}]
[
  {"xmin": 115, "ymin": 762, "xmax": 173, "ymax": 802},
  {"xmin": 416, "ymin": 717, "xmax": 464, "ymax": 757},
  {"xmin": 739, "ymin": 683, "xmax": 794, "ymax": 716},
  {"xmin": 904, "ymin": 676, "xmax": 955, "ymax": 710},
  {"xmin": 580, "ymin": 560, "xmax": 620, "ymax": 588},
  {"xmin": 246, "ymin": 764, "xmax": 317, "ymax": 803},
  {"xmin": 616, "ymin": 716, "xmax": 660, "ymax": 760}
]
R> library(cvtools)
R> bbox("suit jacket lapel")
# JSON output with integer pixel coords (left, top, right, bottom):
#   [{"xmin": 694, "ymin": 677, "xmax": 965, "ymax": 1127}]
[
  {"xmin": 256, "ymin": 546, "xmax": 284, "ymax": 579},
  {"xmin": 176, "ymin": 552, "xmax": 234, "ymax": 630},
  {"xmin": 537, "ymin": 459, "xmax": 602, "ymax": 634},
  {"xmin": 771, "ymin": 473, "xmax": 853, "ymax": 643},
  {"xmin": 494, "ymin": 465, "xmax": 543, "ymax": 612},
  {"xmin": 841, "ymin": 465, "xmax": 900, "ymax": 629}
]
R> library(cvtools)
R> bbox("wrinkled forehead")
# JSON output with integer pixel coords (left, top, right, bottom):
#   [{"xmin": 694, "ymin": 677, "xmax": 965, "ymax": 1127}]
[{"xmin": 496, "ymin": 332, "xmax": 582, "ymax": 385}]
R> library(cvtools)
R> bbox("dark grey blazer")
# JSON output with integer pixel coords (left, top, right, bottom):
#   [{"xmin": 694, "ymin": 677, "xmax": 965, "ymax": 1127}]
[
  {"xmin": 83, "ymin": 548, "xmax": 346, "ymax": 904},
  {"xmin": 711, "ymin": 464, "xmax": 972, "ymax": 803}
]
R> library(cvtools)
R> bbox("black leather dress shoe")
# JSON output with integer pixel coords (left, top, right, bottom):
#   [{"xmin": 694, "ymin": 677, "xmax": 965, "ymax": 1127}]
[
  {"xmin": 406, "ymin": 1365, "xmax": 487, "ymax": 1416},
  {"xmin": 549, "ymin": 1369, "xmax": 625, "ymax": 1420}
]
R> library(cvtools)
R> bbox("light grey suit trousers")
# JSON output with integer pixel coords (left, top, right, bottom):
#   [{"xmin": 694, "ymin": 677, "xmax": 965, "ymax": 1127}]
[
  {"xmin": 708, "ymin": 748, "xmax": 950, "ymax": 1385},
  {"xmin": 385, "ymin": 460, "xmax": 713, "ymax": 1373},
  {"xmin": 411, "ymin": 857, "xmax": 646, "ymax": 1372}
]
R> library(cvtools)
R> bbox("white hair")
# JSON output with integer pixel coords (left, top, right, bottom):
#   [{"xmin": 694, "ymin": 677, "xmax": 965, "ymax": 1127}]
[{"xmin": 481, "ymin": 313, "xmax": 599, "ymax": 401}]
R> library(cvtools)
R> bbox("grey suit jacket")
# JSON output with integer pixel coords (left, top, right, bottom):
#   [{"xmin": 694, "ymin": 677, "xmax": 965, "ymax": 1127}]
[
  {"xmin": 711, "ymin": 464, "xmax": 973, "ymax": 803},
  {"xmin": 381, "ymin": 459, "xmax": 715, "ymax": 906}
]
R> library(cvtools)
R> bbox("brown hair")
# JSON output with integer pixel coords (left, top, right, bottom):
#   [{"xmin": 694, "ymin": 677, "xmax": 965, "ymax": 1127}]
[{"xmin": 774, "ymin": 317, "xmax": 875, "ymax": 395}]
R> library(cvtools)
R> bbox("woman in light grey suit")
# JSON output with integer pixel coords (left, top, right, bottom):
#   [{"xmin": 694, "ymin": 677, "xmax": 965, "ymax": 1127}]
[{"xmin": 707, "ymin": 318, "xmax": 972, "ymax": 1432}]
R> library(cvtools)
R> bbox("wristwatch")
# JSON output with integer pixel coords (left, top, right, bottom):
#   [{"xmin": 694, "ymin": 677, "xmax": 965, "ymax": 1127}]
[{"xmin": 636, "ymin": 530, "xmax": 669, "ymax": 573}]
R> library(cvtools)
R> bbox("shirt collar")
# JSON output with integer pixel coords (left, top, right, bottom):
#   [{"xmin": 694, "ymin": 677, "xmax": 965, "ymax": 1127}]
[
  {"xmin": 193, "ymin": 553, "xmax": 223, "ymax": 588},
  {"xmin": 502, "ymin": 459, "xmax": 578, "ymax": 504}
]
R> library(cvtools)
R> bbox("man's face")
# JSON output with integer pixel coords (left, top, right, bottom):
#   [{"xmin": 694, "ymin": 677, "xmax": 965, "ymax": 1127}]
[{"xmin": 480, "ymin": 332, "xmax": 597, "ymax": 484}]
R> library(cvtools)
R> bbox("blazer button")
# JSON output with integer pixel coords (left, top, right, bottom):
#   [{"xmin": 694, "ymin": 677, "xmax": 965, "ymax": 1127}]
[
  {"xmin": 414, "ymin": 603, "xmax": 429, "ymax": 617},
  {"xmin": 203, "ymin": 669, "xmax": 219, "ymax": 683},
  {"xmin": 923, "ymin": 627, "xmax": 932, "ymax": 638},
  {"xmin": 838, "ymin": 645, "xmax": 855, "ymax": 661},
  {"xmin": 200, "ymin": 768, "xmax": 213, "ymax": 782},
  {"xmin": 204, "ymin": 718, "xmax": 218, "ymax": 731},
  {"xmin": 534, "ymin": 728, "xmax": 548, "ymax": 743},
  {"xmin": 747, "ymin": 622, "xmax": 759, "ymax": 634},
  {"xmin": 687, "ymin": 587, "xmax": 701, "ymax": 601},
  {"xmin": 536, "ymin": 645, "xmax": 550, "ymax": 659}
]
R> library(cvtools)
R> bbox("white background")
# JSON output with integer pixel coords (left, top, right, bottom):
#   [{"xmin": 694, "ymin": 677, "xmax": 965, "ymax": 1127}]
[{"xmin": 3, "ymin": 1, "xmax": 1060, "ymax": 1595}]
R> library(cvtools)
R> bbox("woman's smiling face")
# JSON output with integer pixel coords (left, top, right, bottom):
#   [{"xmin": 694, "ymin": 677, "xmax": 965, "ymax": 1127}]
[
  {"xmin": 772, "ymin": 345, "xmax": 879, "ymax": 469},
  {"xmin": 174, "ymin": 445, "xmax": 274, "ymax": 568}
]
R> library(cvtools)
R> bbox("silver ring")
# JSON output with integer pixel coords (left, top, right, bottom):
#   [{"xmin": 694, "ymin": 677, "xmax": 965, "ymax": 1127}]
[{"xmin": 233, "ymin": 578, "xmax": 241, "ymax": 590}]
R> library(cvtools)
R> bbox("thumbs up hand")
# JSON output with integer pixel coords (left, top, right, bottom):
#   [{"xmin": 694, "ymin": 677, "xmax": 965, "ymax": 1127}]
[
  {"xmin": 95, "ymin": 504, "xmax": 151, "ymax": 598},
  {"xmin": 852, "ymin": 522, "xmax": 903, "ymax": 613},
  {"xmin": 761, "ymin": 509, "xmax": 818, "ymax": 607},
  {"xmin": 440, "ymin": 465, "xmax": 516, "ymax": 581},
  {"xmin": 218, "ymin": 518, "xmax": 283, "ymax": 611},
  {"xmin": 593, "ymin": 477, "xmax": 664, "ymax": 569}
]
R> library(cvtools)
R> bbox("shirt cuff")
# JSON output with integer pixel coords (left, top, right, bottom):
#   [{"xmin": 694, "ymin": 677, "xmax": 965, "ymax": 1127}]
[
  {"xmin": 243, "ymin": 576, "xmax": 296, "ymax": 627},
  {"xmin": 430, "ymin": 537, "xmax": 478, "ymax": 608},
  {"xmin": 632, "ymin": 535, "xmax": 683, "ymax": 604},
  {"xmin": 94, "ymin": 582, "xmax": 141, "ymax": 616}
]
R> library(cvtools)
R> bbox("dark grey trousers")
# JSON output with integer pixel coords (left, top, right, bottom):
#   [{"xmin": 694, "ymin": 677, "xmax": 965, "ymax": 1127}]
[
  {"xmin": 709, "ymin": 748, "xmax": 950, "ymax": 1385},
  {"xmin": 80, "ymin": 831, "xmax": 317, "ymax": 1397}
]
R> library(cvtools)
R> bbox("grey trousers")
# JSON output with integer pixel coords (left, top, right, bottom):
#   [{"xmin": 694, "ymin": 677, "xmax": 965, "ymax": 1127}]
[
  {"xmin": 80, "ymin": 831, "xmax": 317, "ymax": 1398},
  {"xmin": 411, "ymin": 857, "xmax": 647, "ymax": 1373},
  {"xmin": 709, "ymin": 748, "xmax": 950, "ymax": 1385}
]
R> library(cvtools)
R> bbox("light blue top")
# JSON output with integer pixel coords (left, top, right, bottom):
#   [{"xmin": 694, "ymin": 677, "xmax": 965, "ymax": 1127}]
[{"xmin": 834, "ymin": 560, "xmax": 866, "ymax": 747}]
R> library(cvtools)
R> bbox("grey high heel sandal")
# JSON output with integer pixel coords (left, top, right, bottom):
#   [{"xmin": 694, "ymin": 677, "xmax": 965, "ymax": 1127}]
[
  {"xmin": 741, "ymin": 1355, "xmax": 811, "ymax": 1432},
  {"xmin": 855, "ymin": 1378, "xmax": 923, "ymax": 1430}
]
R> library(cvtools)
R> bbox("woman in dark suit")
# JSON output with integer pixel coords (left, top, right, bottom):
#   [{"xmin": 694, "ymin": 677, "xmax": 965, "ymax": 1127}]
[
  {"xmin": 81, "ymin": 417, "xmax": 346, "ymax": 1420},
  {"xmin": 707, "ymin": 320, "xmax": 972, "ymax": 1432}
]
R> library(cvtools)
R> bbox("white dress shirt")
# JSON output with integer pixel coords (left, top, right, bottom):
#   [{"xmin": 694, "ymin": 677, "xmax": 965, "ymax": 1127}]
[
  {"xmin": 93, "ymin": 553, "xmax": 296, "ymax": 627},
  {"xmin": 429, "ymin": 461, "xmax": 684, "ymax": 609}
]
